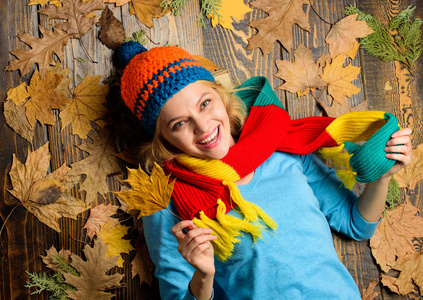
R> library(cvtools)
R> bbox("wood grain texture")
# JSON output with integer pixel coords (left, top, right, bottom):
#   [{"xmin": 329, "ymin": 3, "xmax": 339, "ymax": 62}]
[{"xmin": 0, "ymin": 0, "xmax": 422, "ymax": 299}]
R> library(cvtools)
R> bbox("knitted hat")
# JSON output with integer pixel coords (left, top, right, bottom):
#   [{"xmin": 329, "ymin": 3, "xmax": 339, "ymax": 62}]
[{"xmin": 118, "ymin": 41, "xmax": 215, "ymax": 135}]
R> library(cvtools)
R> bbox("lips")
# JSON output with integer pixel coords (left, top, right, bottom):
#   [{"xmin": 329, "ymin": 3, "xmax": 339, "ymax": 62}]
[{"xmin": 197, "ymin": 126, "xmax": 219, "ymax": 146}]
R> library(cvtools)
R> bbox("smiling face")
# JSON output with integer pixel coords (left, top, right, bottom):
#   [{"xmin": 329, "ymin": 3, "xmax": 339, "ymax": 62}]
[{"xmin": 158, "ymin": 81, "xmax": 235, "ymax": 160}]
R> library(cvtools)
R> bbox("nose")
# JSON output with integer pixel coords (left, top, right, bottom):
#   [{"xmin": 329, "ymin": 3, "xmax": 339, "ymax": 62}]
[{"xmin": 193, "ymin": 117, "xmax": 210, "ymax": 135}]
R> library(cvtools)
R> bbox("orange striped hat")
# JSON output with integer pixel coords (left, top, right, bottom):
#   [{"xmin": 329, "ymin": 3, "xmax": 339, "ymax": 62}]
[{"xmin": 118, "ymin": 41, "xmax": 214, "ymax": 135}]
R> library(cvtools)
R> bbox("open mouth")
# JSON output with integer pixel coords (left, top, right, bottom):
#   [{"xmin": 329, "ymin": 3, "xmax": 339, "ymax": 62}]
[{"xmin": 198, "ymin": 127, "xmax": 219, "ymax": 145}]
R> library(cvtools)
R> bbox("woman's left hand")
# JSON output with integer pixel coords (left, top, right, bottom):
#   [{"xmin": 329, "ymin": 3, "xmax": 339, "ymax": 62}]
[{"xmin": 383, "ymin": 127, "xmax": 412, "ymax": 177}]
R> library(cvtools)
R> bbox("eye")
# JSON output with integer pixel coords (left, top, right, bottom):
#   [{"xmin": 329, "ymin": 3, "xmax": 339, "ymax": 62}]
[
  {"xmin": 172, "ymin": 120, "xmax": 186, "ymax": 130},
  {"xmin": 200, "ymin": 99, "xmax": 210, "ymax": 109}
]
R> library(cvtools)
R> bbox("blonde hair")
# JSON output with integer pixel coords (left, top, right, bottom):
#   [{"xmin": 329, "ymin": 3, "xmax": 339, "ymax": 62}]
[{"xmin": 140, "ymin": 81, "xmax": 246, "ymax": 173}]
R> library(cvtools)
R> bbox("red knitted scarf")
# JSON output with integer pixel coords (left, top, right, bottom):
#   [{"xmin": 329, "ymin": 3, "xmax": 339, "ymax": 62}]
[{"xmin": 164, "ymin": 76, "xmax": 338, "ymax": 221}]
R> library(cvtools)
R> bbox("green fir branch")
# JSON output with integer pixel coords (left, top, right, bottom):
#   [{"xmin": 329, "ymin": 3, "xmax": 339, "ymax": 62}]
[
  {"xmin": 344, "ymin": 5, "xmax": 423, "ymax": 73},
  {"xmin": 162, "ymin": 0, "xmax": 223, "ymax": 28},
  {"xmin": 384, "ymin": 176, "xmax": 401, "ymax": 215},
  {"xmin": 25, "ymin": 271, "xmax": 75, "ymax": 300},
  {"xmin": 25, "ymin": 254, "xmax": 79, "ymax": 300},
  {"xmin": 160, "ymin": 0, "xmax": 188, "ymax": 16},
  {"xmin": 125, "ymin": 30, "xmax": 148, "ymax": 45}
]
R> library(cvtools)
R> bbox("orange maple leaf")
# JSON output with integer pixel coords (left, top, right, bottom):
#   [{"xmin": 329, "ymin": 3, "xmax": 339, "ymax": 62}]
[
  {"xmin": 361, "ymin": 278, "xmax": 379, "ymax": 300},
  {"xmin": 326, "ymin": 14, "xmax": 374, "ymax": 58},
  {"xmin": 83, "ymin": 203, "xmax": 120, "ymax": 239},
  {"xmin": 320, "ymin": 54, "xmax": 361, "ymax": 104},
  {"xmin": 247, "ymin": 0, "xmax": 310, "ymax": 55},
  {"xmin": 275, "ymin": 44, "xmax": 326, "ymax": 96},
  {"xmin": 370, "ymin": 204, "xmax": 423, "ymax": 273},
  {"xmin": 4, "ymin": 26, "xmax": 69, "ymax": 77}
]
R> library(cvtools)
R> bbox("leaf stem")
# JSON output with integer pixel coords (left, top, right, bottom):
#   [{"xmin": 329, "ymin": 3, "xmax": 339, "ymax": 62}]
[
  {"xmin": 0, "ymin": 204, "xmax": 22, "ymax": 240},
  {"xmin": 309, "ymin": 0, "xmax": 333, "ymax": 26}
]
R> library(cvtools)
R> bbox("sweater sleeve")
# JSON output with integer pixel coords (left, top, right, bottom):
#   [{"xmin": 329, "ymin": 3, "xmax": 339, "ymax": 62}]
[
  {"xmin": 300, "ymin": 153, "xmax": 380, "ymax": 240},
  {"xmin": 142, "ymin": 201, "xmax": 214, "ymax": 300}
]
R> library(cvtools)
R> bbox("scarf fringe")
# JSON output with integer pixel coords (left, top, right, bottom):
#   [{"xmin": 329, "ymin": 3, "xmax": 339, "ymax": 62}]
[{"xmin": 193, "ymin": 186, "xmax": 278, "ymax": 262}]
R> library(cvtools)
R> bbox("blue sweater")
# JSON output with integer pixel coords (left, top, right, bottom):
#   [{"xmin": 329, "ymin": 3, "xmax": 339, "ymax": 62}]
[{"xmin": 142, "ymin": 152, "xmax": 379, "ymax": 299}]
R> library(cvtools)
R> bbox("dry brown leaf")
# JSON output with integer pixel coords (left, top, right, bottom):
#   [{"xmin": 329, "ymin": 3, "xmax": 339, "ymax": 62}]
[
  {"xmin": 361, "ymin": 278, "xmax": 379, "ymax": 300},
  {"xmin": 26, "ymin": 69, "xmax": 69, "ymax": 126},
  {"xmin": 38, "ymin": 0, "xmax": 104, "ymax": 39},
  {"xmin": 64, "ymin": 238, "xmax": 123, "ymax": 300},
  {"xmin": 6, "ymin": 82, "xmax": 29, "ymax": 105},
  {"xmin": 8, "ymin": 143, "xmax": 86, "ymax": 232},
  {"xmin": 131, "ymin": 235, "xmax": 155, "ymax": 285},
  {"xmin": 320, "ymin": 54, "xmax": 361, "ymax": 105},
  {"xmin": 193, "ymin": 55, "xmax": 222, "ymax": 73},
  {"xmin": 83, "ymin": 203, "xmax": 120, "ymax": 239},
  {"xmin": 319, "ymin": 97, "xmax": 368, "ymax": 118},
  {"xmin": 97, "ymin": 220, "xmax": 135, "ymax": 267},
  {"xmin": 128, "ymin": 0, "xmax": 170, "ymax": 28},
  {"xmin": 370, "ymin": 204, "xmax": 423, "ymax": 273},
  {"xmin": 68, "ymin": 129, "xmax": 123, "ymax": 205},
  {"xmin": 394, "ymin": 143, "xmax": 423, "ymax": 190},
  {"xmin": 210, "ymin": 0, "xmax": 252, "ymax": 30},
  {"xmin": 98, "ymin": 7, "xmax": 126, "ymax": 51},
  {"xmin": 247, "ymin": 0, "xmax": 310, "ymax": 55},
  {"xmin": 383, "ymin": 251, "xmax": 423, "ymax": 296},
  {"xmin": 326, "ymin": 14, "xmax": 374, "ymax": 59},
  {"xmin": 275, "ymin": 44, "xmax": 326, "ymax": 96},
  {"xmin": 114, "ymin": 163, "xmax": 174, "ymax": 219},
  {"xmin": 41, "ymin": 246, "xmax": 72, "ymax": 272},
  {"xmin": 4, "ymin": 26, "xmax": 70, "ymax": 77},
  {"xmin": 3, "ymin": 100, "xmax": 35, "ymax": 144},
  {"xmin": 59, "ymin": 74, "xmax": 109, "ymax": 139}
]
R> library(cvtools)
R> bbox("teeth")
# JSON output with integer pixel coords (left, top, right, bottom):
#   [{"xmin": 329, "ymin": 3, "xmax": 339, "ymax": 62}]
[{"xmin": 199, "ymin": 128, "xmax": 218, "ymax": 144}]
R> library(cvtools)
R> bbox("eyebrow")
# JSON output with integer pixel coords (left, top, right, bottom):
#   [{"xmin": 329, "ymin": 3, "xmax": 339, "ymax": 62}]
[{"xmin": 166, "ymin": 92, "xmax": 211, "ymax": 127}]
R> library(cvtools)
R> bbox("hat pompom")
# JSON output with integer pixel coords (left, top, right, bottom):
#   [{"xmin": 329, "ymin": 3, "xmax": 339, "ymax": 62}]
[{"xmin": 117, "ymin": 41, "xmax": 147, "ymax": 68}]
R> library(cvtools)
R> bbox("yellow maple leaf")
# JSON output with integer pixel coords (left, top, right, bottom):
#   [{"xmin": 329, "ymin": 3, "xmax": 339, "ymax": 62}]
[
  {"xmin": 26, "ymin": 69, "xmax": 69, "ymax": 126},
  {"xmin": 114, "ymin": 163, "xmax": 174, "ymax": 219},
  {"xmin": 210, "ymin": 0, "xmax": 252, "ymax": 30},
  {"xmin": 6, "ymin": 82, "xmax": 29, "ymax": 105},
  {"xmin": 28, "ymin": 0, "xmax": 62, "ymax": 6},
  {"xmin": 275, "ymin": 44, "xmax": 326, "ymax": 96},
  {"xmin": 320, "ymin": 54, "xmax": 361, "ymax": 104},
  {"xmin": 59, "ymin": 74, "xmax": 109, "ymax": 140},
  {"xmin": 326, "ymin": 14, "xmax": 374, "ymax": 59},
  {"xmin": 97, "ymin": 221, "xmax": 135, "ymax": 267}
]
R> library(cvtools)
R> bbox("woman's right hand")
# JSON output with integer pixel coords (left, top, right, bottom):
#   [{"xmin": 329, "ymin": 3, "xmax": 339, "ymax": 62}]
[{"xmin": 171, "ymin": 220, "xmax": 217, "ymax": 276}]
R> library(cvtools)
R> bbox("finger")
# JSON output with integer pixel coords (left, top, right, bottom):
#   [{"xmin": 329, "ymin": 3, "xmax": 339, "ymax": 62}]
[
  {"xmin": 391, "ymin": 127, "xmax": 412, "ymax": 138},
  {"xmin": 385, "ymin": 153, "xmax": 411, "ymax": 165},
  {"xmin": 385, "ymin": 145, "xmax": 410, "ymax": 155},
  {"xmin": 386, "ymin": 136, "xmax": 411, "ymax": 147},
  {"xmin": 179, "ymin": 234, "xmax": 216, "ymax": 258},
  {"xmin": 178, "ymin": 228, "xmax": 212, "ymax": 253},
  {"xmin": 171, "ymin": 220, "xmax": 196, "ymax": 241}
]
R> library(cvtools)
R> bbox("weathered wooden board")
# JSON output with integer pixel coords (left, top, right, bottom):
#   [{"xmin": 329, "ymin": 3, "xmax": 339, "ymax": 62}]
[{"xmin": 0, "ymin": 0, "xmax": 422, "ymax": 299}]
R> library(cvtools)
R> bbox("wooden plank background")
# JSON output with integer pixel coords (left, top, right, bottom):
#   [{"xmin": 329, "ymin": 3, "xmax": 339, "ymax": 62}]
[{"xmin": 0, "ymin": 0, "xmax": 422, "ymax": 299}]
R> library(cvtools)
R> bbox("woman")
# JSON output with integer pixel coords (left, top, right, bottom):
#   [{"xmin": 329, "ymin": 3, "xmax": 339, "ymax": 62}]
[{"xmin": 118, "ymin": 41, "xmax": 411, "ymax": 300}]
